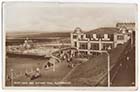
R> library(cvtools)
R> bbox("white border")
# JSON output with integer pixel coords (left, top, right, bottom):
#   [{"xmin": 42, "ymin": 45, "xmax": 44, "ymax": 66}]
[{"xmin": 0, "ymin": 0, "xmax": 139, "ymax": 92}]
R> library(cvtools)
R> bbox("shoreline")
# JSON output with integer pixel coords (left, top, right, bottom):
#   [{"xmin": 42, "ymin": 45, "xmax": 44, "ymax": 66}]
[{"xmin": 6, "ymin": 52, "xmax": 51, "ymax": 60}]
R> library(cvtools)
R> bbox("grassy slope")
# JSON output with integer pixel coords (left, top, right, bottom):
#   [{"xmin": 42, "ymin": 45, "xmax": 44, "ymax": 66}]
[{"xmin": 67, "ymin": 42, "xmax": 128, "ymax": 86}]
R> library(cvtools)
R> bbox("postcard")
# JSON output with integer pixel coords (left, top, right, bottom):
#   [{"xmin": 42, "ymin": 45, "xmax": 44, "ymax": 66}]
[{"xmin": 2, "ymin": 2, "xmax": 137, "ymax": 89}]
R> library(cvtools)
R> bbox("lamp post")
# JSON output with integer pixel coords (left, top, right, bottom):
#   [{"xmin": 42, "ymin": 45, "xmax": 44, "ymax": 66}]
[
  {"xmin": 101, "ymin": 50, "xmax": 110, "ymax": 87},
  {"xmin": 52, "ymin": 58, "xmax": 55, "ymax": 72}
]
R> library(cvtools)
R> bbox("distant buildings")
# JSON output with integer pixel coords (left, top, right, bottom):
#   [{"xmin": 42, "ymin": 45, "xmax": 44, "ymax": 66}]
[
  {"xmin": 71, "ymin": 23, "xmax": 135, "ymax": 56},
  {"xmin": 116, "ymin": 22, "xmax": 135, "ymax": 31}
]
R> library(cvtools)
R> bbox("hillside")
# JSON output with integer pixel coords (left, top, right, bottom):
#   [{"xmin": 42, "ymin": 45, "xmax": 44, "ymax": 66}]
[{"xmin": 86, "ymin": 27, "xmax": 119, "ymax": 35}]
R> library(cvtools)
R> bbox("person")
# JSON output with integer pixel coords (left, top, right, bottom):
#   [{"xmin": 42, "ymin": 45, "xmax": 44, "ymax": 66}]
[
  {"xmin": 36, "ymin": 67, "xmax": 40, "ymax": 73},
  {"xmin": 48, "ymin": 61, "xmax": 53, "ymax": 67},
  {"xmin": 67, "ymin": 58, "xmax": 70, "ymax": 63},
  {"xmin": 67, "ymin": 62, "xmax": 74, "ymax": 68},
  {"xmin": 126, "ymin": 56, "xmax": 130, "ymax": 69},
  {"xmin": 7, "ymin": 75, "xmax": 11, "ymax": 81},
  {"xmin": 44, "ymin": 65, "xmax": 49, "ymax": 69},
  {"xmin": 71, "ymin": 63, "xmax": 74, "ymax": 68},
  {"xmin": 30, "ymin": 68, "xmax": 41, "ymax": 80},
  {"xmin": 25, "ymin": 72, "xmax": 30, "ymax": 78}
]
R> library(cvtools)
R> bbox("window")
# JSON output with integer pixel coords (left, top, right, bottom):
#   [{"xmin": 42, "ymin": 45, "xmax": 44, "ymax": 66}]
[
  {"xmin": 90, "ymin": 43, "xmax": 99, "ymax": 50},
  {"xmin": 79, "ymin": 43, "xmax": 88, "ymax": 49},
  {"xmin": 86, "ymin": 34, "xmax": 91, "ymax": 38},
  {"xmin": 73, "ymin": 35, "xmax": 77, "ymax": 39},
  {"xmin": 81, "ymin": 35, "xmax": 84, "ymax": 39},
  {"xmin": 90, "ymin": 52, "xmax": 100, "ymax": 56},
  {"xmin": 96, "ymin": 34, "xmax": 100, "ymax": 39},
  {"xmin": 117, "ymin": 35, "xmax": 124, "ymax": 40},
  {"xmin": 74, "ymin": 42, "xmax": 77, "ymax": 47},
  {"xmin": 102, "ymin": 43, "xmax": 113, "ymax": 50},
  {"xmin": 97, "ymin": 34, "xmax": 104, "ymax": 39},
  {"xmin": 108, "ymin": 34, "xmax": 114, "ymax": 41}
]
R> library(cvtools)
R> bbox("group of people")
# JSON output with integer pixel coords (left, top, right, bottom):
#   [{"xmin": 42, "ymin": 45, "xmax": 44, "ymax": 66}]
[
  {"xmin": 44, "ymin": 61, "xmax": 54, "ymax": 69},
  {"xmin": 42, "ymin": 49, "xmax": 77, "ymax": 73},
  {"xmin": 59, "ymin": 50, "xmax": 76, "ymax": 68},
  {"xmin": 25, "ymin": 67, "xmax": 41, "ymax": 80}
]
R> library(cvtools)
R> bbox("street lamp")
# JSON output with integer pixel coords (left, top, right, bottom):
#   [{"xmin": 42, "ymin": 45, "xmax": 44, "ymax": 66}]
[
  {"xmin": 101, "ymin": 50, "xmax": 110, "ymax": 87},
  {"xmin": 51, "ymin": 58, "xmax": 56, "ymax": 72},
  {"xmin": 53, "ymin": 59, "xmax": 55, "ymax": 72}
]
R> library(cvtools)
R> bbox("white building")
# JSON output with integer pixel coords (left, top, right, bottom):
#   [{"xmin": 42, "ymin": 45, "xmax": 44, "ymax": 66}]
[{"xmin": 71, "ymin": 26, "xmax": 133, "ymax": 56}]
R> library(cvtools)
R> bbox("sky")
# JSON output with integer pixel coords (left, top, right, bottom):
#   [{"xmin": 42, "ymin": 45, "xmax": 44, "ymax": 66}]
[{"xmin": 3, "ymin": 2, "xmax": 137, "ymax": 32}]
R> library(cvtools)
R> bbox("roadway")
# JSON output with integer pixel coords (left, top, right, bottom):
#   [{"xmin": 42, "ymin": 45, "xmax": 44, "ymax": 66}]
[{"xmin": 111, "ymin": 47, "xmax": 135, "ymax": 86}]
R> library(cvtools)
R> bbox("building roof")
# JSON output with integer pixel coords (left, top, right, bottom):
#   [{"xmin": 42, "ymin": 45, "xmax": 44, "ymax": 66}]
[
  {"xmin": 116, "ymin": 22, "xmax": 135, "ymax": 26},
  {"xmin": 85, "ymin": 27, "xmax": 120, "ymax": 38},
  {"xmin": 86, "ymin": 27, "xmax": 119, "ymax": 35}
]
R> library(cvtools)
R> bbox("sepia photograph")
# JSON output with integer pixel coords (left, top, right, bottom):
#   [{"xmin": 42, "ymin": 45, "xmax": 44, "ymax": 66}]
[{"xmin": 2, "ymin": 2, "xmax": 137, "ymax": 88}]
